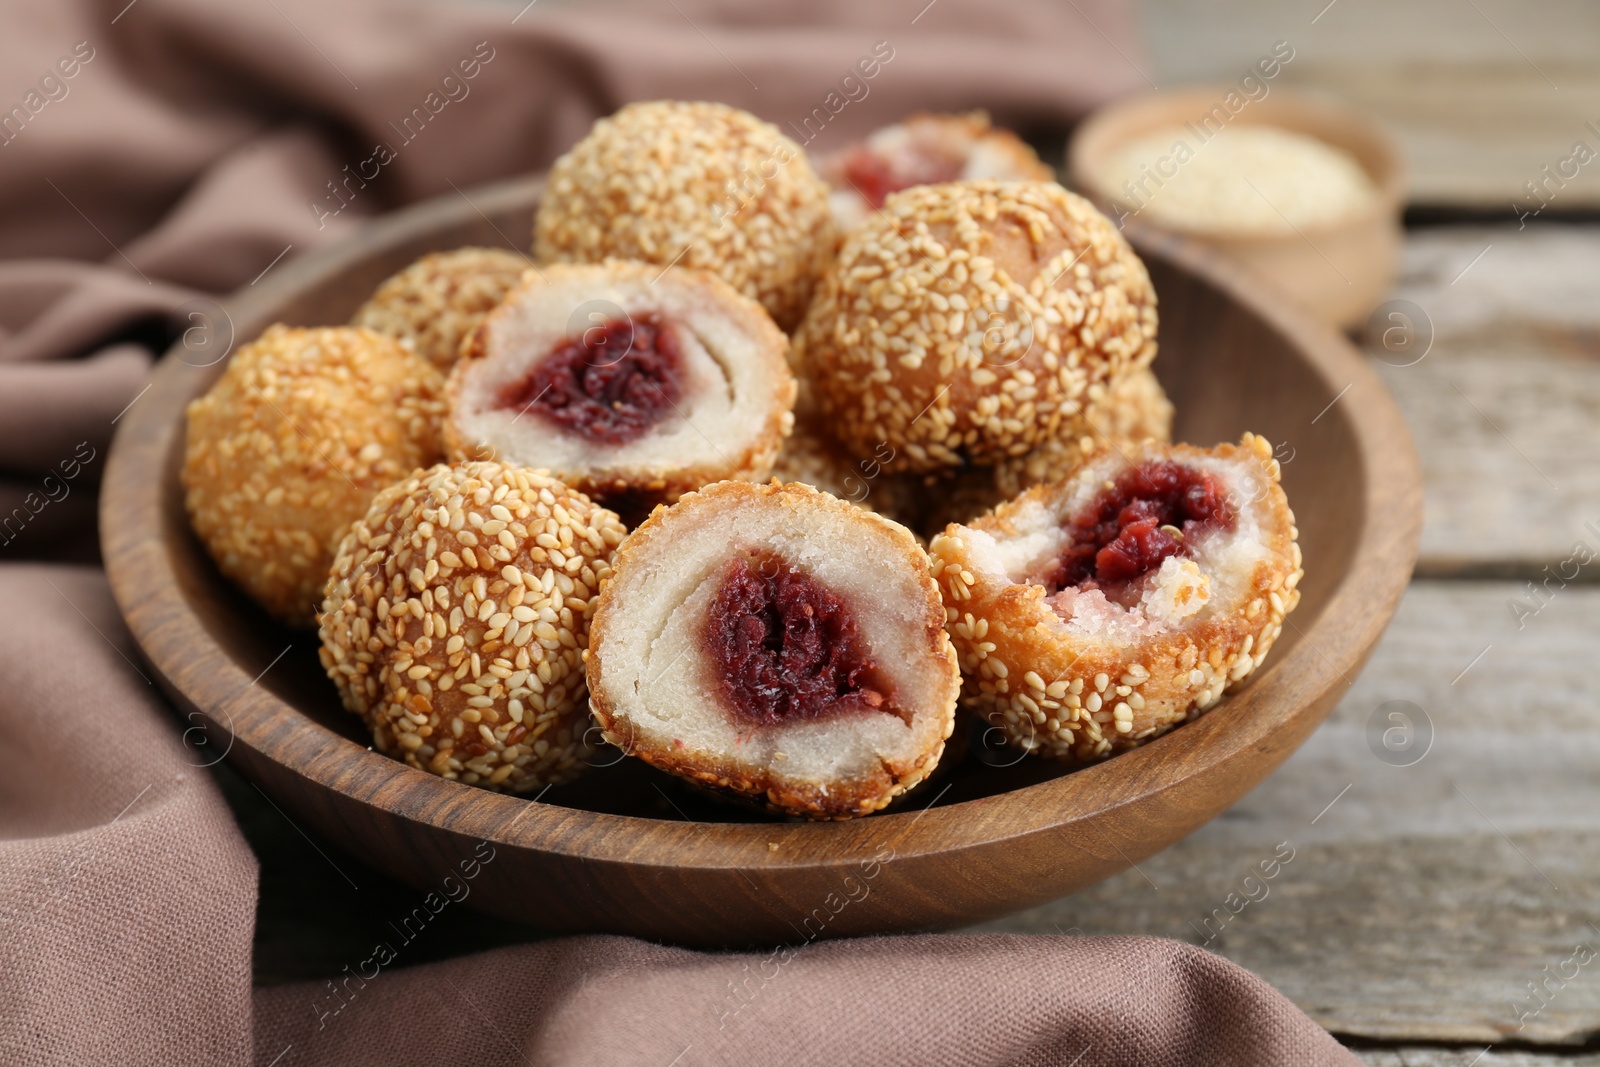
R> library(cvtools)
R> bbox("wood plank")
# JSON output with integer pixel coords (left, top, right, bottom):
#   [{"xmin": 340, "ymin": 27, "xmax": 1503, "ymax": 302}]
[
  {"xmin": 972, "ymin": 580, "xmax": 1600, "ymax": 1046},
  {"xmin": 1357, "ymin": 1051, "xmax": 1600, "ymax": 1066},
  {"xmin": 1139, "ymin": 0, "xmax": 1598, "ymax": 80},
  {"xmin": 1138, "ymin": 0, "xmax": 1600, "ymax": 208},
  {"xmin": 1286, "ymin": 64, "xmax": 1600, "ymax": 211},
  {"xmin": 1366, "ymin": 227, "xmax": 1600, "ymax": 576}
]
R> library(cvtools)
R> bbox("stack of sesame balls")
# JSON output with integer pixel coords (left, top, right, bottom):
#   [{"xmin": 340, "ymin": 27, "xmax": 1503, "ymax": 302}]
[{"xmin": 181, "ymin": 99, "xmax": 1165, "ymax": 797}]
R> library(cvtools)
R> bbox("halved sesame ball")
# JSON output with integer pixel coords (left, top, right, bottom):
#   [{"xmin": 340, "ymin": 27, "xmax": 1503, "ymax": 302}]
[
  {"xmin": 586, "ymin": 480, "xmax": 960, "ymax": 819},
  {"xmin": 795, "ymin": 179, "xmax": 1159, "ymax": 473},
  {"xmin": 928, "ymin": 434, "xmax": 1301, "ymax": 763},
  {"xmin": 318, "ymin": 462, "xmax": 627, "ymax": 792},
  {"xmin": 445, "ymin": 261, "xmax": 795, "ymax": 515},
  {"xmin": 351, "ymin": 247, "xmax": 531, "ymax": 371},
  {"xmin": 814, "ymin": 111, "xmax": 1055, "ymax": 232},
  {"xmin": 182, "ymin": 325, "xmax": 445, "ymax": 627},
  {"xmin": 534, "ymin": 100, "xmax": 835, "ymax": 331}
]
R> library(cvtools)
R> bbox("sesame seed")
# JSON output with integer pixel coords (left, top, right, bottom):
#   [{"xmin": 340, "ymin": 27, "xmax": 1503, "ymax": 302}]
[
  {"xmin": 795, "ymin": 181, "xmax": 1156, "ymax": 474},
  {"xmin": 534, "ymin": 100, "xmax": 833, "ymax": 331},
  {"xmin": 924, "ymin": 434, "xmax": 1303, "ymax": 763},
  {"xmin": 317, "ymin": 460, "xmax": 625, "ymax": 793}
]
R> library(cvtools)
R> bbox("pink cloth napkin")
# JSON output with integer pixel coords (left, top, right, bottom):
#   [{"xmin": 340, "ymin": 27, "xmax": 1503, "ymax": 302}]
[{"xmin": 0, "ymin": 0, "xmax": 1360, "ymax": 1062}]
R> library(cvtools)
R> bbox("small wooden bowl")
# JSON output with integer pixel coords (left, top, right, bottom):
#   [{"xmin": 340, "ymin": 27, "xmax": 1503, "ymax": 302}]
[
  {"xmin": 1069, "ymin": 87, "xmax": 1405, "ymax": 331},
  {"xmin": 102, "ymin": 175, "xmax": 1420, "ymax": 947}
]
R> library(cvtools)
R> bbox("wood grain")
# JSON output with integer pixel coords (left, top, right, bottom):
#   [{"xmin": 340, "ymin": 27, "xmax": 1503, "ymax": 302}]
[
  {"xmin": 1289, "ymin": 63, "xmax": 1600, "ymax": 211},
  {"xmin": 1357, "ymin": 1049, "xmax": 1600, "ymax": 1066},
  {"xmin": 99, "ymin": 175, "xmax": 1421, "ymax": 947},
  {"xmin": 975, "ymin": 581, "xmax": 1600, "ymax": 1045},
  {"xmin": 1368, "ymin": 226, "xmax": 1600, "ymax": 576}
]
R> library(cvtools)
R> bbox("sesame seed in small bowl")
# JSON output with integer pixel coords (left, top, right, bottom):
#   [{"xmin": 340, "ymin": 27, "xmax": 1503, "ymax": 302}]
[{"xmin": 1069, "ymin": 86, "xmax": 1405, "ymax": 330}]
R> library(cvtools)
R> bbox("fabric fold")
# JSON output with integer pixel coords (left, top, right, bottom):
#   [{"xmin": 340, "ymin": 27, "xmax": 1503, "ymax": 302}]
[{"xmin": 0, "ymin": 1, "xmax": 1360, "ymax": 1063}]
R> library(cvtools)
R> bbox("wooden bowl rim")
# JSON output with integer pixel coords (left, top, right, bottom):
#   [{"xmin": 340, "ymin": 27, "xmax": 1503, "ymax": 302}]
[
  {"xmin": 1067, "ymin": 85, "xmax": 1407, "ymax": 244},
  {"xmin": 101, "ymin": 174, "xmax": 1421, "ymax": 876}
]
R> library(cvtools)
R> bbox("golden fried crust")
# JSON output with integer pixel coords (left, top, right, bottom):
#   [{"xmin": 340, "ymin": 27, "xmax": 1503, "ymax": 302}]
[
  {"xmin": 351, "ymin": 247, "xmax": 531, "ymax": 371},
  {"xmin": 182, "ymin": 325, "xmax": 445, "ymax": 627},
  {"xmin": 795, "ymin": 180, "xmax": 1159, "ymax": 473},
  {"xmin": 585, "ymin": 480, "xmax": 959, "ymax": 819},
  {"xmin": 927, "ymin": 434, "xmax": 1303, "ymax": 763},
  {"xmin": 445, "ymin": 261, "xmax": 797, "ymax": 513},
  {"xmin": 318, "ymin": 462, "xmax": 627, "ymax": 792},
  {"xmin": 534, "ymin": 100, "xmax": 835, "ymax": 331}
]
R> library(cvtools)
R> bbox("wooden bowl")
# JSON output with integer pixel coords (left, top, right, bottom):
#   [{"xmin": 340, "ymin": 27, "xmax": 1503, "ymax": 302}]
[
  {"xmin": 1069, "ymin": 87, "xmax": 1405, "ymax": 331},
  {"xmin": 102, "ymin": 175, "xmax": 1420, "ymax": 947}
]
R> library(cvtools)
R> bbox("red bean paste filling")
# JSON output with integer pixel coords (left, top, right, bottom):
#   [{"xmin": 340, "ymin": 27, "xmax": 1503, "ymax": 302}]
[
  {"xmin": 1041, "ymin": 461, "xmax": 1235, "ymax": 598},
  {"xmin": 841, "ymin": 144, "xmax": 964, "ymax": 209},
  {"xmin": 495, "ymin": 312, "xmax": 684, "ymax": 445},
  {"xmin": 704, "ymin": 552, "xmax": 894, "ymax": 727}
]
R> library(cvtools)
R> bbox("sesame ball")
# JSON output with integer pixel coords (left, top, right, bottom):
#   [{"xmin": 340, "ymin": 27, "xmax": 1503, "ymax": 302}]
[
  {"xmin": 534, "ymin": 100, "xmax": 834, "ymax": 331},
  {"xmin": 318, "ymin": 462, "xmax": 627, "ymax": 792},
  {"xmin": 351, "ymin": 247, "xmax": 530, "ymax": 371},
  {"xmin": 182, "ymin": 325, "xmax": 445, "ymax": 626},
  {"xmin": 794, "ymin": 180, "xmax": 1159, "ymax": 473}
]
